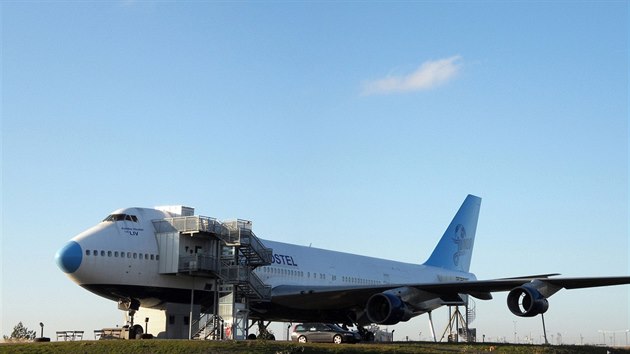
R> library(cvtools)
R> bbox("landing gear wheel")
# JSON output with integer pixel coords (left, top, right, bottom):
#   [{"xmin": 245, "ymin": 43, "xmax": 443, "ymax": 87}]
[
  {"xmin": 298, "ymin": 335, "xmax": 307, "ymax": 343},
  {"xmin": 333, "ymin": 334, "xmax": 343, "ymax": 344},
  {"xmin": 132, "ymin": 324, "xmax": 144, "ymax": 339}
]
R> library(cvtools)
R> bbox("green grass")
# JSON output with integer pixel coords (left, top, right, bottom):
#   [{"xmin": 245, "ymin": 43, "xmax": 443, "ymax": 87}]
[{"xmin": 1, "ymin": 340, "xmax": 628, "ymax": 354}]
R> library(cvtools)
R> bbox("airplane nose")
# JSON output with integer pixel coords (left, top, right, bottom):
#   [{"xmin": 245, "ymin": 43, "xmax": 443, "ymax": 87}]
[{"xmin": 55, "ymin": 241, "xmax": 83, "ymax": 273}]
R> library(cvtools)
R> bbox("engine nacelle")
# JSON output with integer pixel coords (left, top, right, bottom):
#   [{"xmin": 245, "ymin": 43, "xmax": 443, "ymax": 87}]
[
  {"xmin": 365, "ymin": 293, "xmax": 412, "ymax": 325},
  {"xmin": 507, "ymin": 285, "xmax": 549, "ymax": 317}
]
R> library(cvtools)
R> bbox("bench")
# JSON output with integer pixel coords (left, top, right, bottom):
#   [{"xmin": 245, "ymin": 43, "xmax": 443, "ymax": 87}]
[
  {"xmin": 55, "ymin": 330, "xmax": 84, "ymax": 341},
  {"xmin": 99, "ymin": 328, "xmax": 124, "ymax": 339}
]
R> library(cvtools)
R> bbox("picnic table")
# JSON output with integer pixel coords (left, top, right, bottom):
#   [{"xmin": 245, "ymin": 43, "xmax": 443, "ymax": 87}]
[{"xmin": 55, "ymin": 330, "xmax": 84, "ymax": 341}]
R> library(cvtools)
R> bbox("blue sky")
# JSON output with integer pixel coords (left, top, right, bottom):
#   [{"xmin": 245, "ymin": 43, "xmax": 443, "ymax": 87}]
[{"xmin": 1, "ymin": 1, "xmax": 628, "ymax": 345}]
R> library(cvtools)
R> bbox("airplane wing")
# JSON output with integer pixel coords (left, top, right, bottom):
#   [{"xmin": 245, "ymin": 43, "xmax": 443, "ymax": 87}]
[
  {"xmin": 269, "ymin": 275, "xmax": 630, "ymax": 310},
  {"xmin": 416, "ymin": 275, "xmax": 630, "ymax": 294}
]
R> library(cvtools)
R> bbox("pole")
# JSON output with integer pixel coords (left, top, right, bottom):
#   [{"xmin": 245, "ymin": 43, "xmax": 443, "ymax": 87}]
[
  {"xmin": 189, "ymin": 275, "xmax": 195, "ymax": 340},
  {"xmin": 455, "ymin": 307, "xmax": 459, "ymax": 343},
  {"xmin": 448, "ymin": 307, "xmax": 452, "ymax": 337},
  {"xmin": 428, "ymin": 311, "xmax": 437, "ymax": 342},
  {"xmin": 541, "ymin": 314, "xmax": 548, "ymax": 345},
  {"xmin": 214, "ymin": 278, "xmax": 219, "ymax": 339}
]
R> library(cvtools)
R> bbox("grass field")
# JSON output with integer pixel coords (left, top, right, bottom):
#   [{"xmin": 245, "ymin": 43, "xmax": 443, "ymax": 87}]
[{"xmin": 1, "ymin": 340, "xmax": 629, "ymax": 354}]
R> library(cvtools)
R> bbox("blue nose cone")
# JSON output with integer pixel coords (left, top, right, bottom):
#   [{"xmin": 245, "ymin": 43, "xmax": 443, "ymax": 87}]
[{"xmin": 55, "ymin": 241, "xmax": 83, "ymax": 273}]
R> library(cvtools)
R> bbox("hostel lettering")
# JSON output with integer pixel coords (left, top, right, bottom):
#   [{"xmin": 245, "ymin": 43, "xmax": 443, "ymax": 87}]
[{"xmin": 272, "ymin": 254, "xmax": 298, "ymax": 267}]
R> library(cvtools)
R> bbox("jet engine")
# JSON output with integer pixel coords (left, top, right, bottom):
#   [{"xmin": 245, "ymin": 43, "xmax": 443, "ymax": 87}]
[
  {"xmin": 507, "ymin": 285, "xmax": 549, "ymax": 317},
  {"xmin": 365, "ymin": 293, "xmax": 413, "ymax": 325}
]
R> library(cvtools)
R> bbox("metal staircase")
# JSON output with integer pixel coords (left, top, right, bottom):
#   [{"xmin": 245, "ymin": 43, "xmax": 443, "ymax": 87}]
[
  {"xmin": 153, "ymin": 212, "xmax": 273, "ymax": 340},
  {"xmin": 467, "ymin": 299, "xmax": 476, "ymax": 325},
  {"xmin": 223, "ymin": 220, "xmax": 273, "ymax": 266},
  {"xmin": 192, "ymin": 314, "xmax": 223, "ymax": 340},
  {"xmin": 220, "ymin": 264, "xmax": 271, "ymax": 300}
]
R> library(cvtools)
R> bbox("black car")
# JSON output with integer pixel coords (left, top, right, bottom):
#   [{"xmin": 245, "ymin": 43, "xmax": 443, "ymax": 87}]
[{"xmin": 290, "ymin": 323, "xmax": 361, "ymax": 344}]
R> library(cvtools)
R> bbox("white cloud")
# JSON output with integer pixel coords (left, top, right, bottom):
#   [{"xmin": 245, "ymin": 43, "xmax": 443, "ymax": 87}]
[{"xmin": 362, "ymin": 55, "xmax": 462, "ymax": 95}]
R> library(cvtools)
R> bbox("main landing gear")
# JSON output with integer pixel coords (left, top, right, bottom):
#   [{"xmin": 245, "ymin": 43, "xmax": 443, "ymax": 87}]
[
  {"xmin": 247, "ymin": 320, "xmax": 275, "ymax": 340},
  {"xmin": 344, "ymin": 315, "xmax": 375, "ymax": 342},
  {"xmin": 354, "ymin": 325, "xmax": 373, "ymax": 342}
]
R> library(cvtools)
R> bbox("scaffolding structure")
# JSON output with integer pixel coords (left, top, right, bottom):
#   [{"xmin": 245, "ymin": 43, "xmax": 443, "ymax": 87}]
[{"xmin": 152, "ymin": 212, "xmax": 272, "ymax": 339}]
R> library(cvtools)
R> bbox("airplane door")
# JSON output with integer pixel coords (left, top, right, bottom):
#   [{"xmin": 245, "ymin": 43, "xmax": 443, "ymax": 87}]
[{"xmin": 328, "ymin": 266, "xmax": 337, "ymax": 285}]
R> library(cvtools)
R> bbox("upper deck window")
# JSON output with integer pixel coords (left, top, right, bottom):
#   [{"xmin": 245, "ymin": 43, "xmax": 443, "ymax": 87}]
[{"xmin": 103, "ymin": 214, "xmax": 138, "ymax": 222}]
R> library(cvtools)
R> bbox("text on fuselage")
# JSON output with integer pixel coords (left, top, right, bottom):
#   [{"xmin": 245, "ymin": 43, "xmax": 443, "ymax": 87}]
[{"xmin": 272, "ymin": 254, "xmax": 298, "ymax": 267}]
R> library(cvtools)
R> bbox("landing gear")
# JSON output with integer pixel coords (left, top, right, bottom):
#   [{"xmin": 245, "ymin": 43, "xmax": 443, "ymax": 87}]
[
  {"xmin": 117, "ymin": 298, "xmax": 145, "ymax": 340},
  {"xmin": 254, "ymin": 320, "xmax": 275, "ymax": 340},
  {"xmin": 128, "ymin": 309, "xmax": 136, "ymax": 327},
  {"xmin": 125, "ymin": 309, "xmax": 145, "ymax": 339},
  {"xmin": 345, "ymin": 314, "xmax": 375, "ymax": 342},
  {"xmin": 356, "ymin": 325, "xmax": 375, "ymax": 342}
]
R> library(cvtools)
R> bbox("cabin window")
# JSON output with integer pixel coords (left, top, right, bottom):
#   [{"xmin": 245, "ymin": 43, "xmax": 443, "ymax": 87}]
[
  {"xmin": 156, "ymin": 255, "xmax": 159, "ymax": 261},
  {"xmin": 93, "ymin": 250, "xmax": 98, "ymax": 256},
  {"xmin": 86, "ymin": 250, "xmax": 90, "ymax": 256},
  {"xmin": 127, "ymin": 252, "xmax": 131, "ymax": 258},
  {"xmin": 133, "ymin": 253, "xmax": 137, "ymax": 259},
  {"xmin": 168, "ymin": 316, "xmax": 175, "ymax": 325},
  {"xmin": 150, "ymin": 254, "xmax": 154, "ymax": 260},
  {"xmin": 102, "ymin": 214, "xmax": 138, "ymax": 222},
  {"xmin": 101, "ymin": 251, "xmax": 105, "ymax": 257},
  {"xmin": 108, "ymin": 251, "xmax": 112, "ymax": 257}
]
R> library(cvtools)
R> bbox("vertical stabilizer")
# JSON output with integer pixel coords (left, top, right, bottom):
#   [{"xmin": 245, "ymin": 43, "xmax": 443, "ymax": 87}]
[{"xmin": 423, "ymin": 195, "xmax": 481, "ymax": 272}]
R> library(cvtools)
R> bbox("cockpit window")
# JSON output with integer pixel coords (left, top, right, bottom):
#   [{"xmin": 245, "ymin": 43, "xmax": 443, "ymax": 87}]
[{"xmin": 102, "ymin": 214, "xmax": 138, "ymax": 222}]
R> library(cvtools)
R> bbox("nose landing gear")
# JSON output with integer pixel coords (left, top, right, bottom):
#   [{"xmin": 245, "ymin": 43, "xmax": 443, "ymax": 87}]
[{"xmin": 117, "ymin": 298, "xmax": 146, "ymax": 339}]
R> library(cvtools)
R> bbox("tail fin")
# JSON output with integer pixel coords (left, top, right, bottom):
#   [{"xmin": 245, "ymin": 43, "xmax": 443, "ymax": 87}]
[{"xmin": 423, "ymin": 195, "xmax": 481, "ymax": 272}]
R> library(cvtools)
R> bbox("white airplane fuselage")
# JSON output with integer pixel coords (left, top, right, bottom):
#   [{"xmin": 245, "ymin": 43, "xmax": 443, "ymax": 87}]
[{"xmin": 57, "ymin": 206, "xmax": 475, "ymax": 322}]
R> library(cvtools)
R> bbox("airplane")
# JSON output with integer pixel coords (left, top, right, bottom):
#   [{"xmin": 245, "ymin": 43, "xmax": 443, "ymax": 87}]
[{"xmin": 55, "ymin": 195, "xmax": 630, "ymax": 340}]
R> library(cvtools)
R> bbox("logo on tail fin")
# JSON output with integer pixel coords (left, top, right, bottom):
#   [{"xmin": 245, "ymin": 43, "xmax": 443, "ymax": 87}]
[
  {"xmin": 423, "ymin": 195, "xmax": 481, "ymax": 272},
  {"xmin": 452, "ymin": 224, "xmax": 473, "ymax": 267}
]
